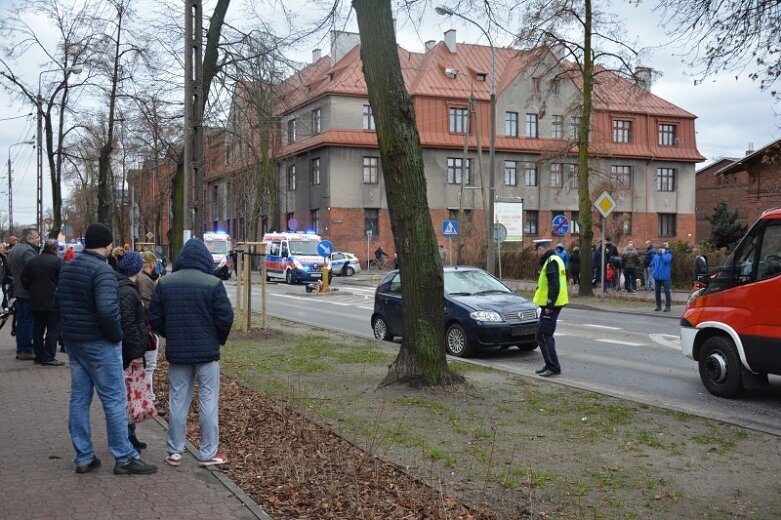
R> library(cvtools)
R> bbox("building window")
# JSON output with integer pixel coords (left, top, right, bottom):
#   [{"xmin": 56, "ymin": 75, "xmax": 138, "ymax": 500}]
[
  {"xmin": 658, "ymin": 213, "xmax": 676, "ymax": 237},
  {"xmin": 524, "ymin": 163, "xmax": 538, "ymax": 187},
  {"xmin": 551, "ymin": 79, "xmax": 560, "ymax": 95},
  {"xmin": 503, "ymin": 161, "xmax": 517, "ymax": 186},
  {"xmin": 449, "ymin": 107, "xmax": 469, "ymax": 133},
  {"xmin": 505, "ymin": 111, "xmax": 518, "ymax": 137},
  {"xmin": 532, "ymin": 77, "xmax": 540, "ymax": 92},
  {"xmin": 287, "ymin": 118, "xmax": 296, "ymax": 144},
  {"xmin": 525, "ymin": 113, "xmax": 538, "ymax": 138},
  {"xmin": 571, "ymin": 211, "xmax": 580, "ymax": 234},
  {"xmin": 550, "ymin": 163, "xmax": 563, "ymax": 188},
  {"xmin": 365, "ymin": 208, "xmax": 379, "ymax": 237},
  {"xmin": 310, "ymin": 209, "xmax": 320, "ymax": 234},
  {"xmin": 362, "ymin": 104, "xmax": 375, "ymax": 130},
  {"xmin": 311, "ymin": 158, "xmax": 320, "ymax": 185},
  {"xmin": 448, "ymin": 208, "xmax": 473, "ymax": 225},
  {"xmin": 656, "ymin": 167, "xmax": 677, "ymax": 192},
  {"xmin": 311, "ymin": 108, "xmax": 321, "ymax": 134},
  {"xmin": 613, "ymin": 212, "xmax": 632, "ymax": 234},
  {"xmin": 524, "ymin": 210, "xmax": 538, "ymax": 235},
  {"xmin": 610, "ymin": 165, "xmax": 632, "ymax": 187},
  {"xmin": 659, "ymin": 124, "xmax": 676, "ymax": 146},
  {"xmin": 612, "ymin": 119, "xmax": 631, "ymax": 143},
  {"xmin": 567, "ymin": 164, "xmax": 579, "ymax": 189},
  {"xmin": 551, "ymin": 115, "xmax": 563, "ymax": 139},
  {"xmin": 211, "ymin": 184, "xmax": 218, "ymax": 204},
  {"xmin": 447, "ymin": 157, "xmax": 472, "ymax": 185},
  {"xmin": 363, "ymin": 156, "xmax": 380, "ymax": 184},
  {"xmin": 287, "ymin": 164, "xmax": 296, "ymax": 191},
  {"xmin": 569, "ymin": 116, "xmax": 582, "ymax": 139}
]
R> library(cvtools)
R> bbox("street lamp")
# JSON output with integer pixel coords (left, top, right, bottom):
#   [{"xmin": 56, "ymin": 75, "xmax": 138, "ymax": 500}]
[
  {"xmin": 436, "ymin": 6, "xmax": 497, "ymax": 274},
  {"xmin": 37, "ymin": 65, "xmax": 82, "ymax": 238},
  {"xmin": 7, "ymin": 140, "xmax": 35, "ymax": 236}
]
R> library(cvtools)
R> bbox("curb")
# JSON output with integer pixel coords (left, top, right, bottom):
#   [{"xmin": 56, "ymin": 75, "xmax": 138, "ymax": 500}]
[{"xmin": 153, "ymin": 415, "xmax": 274, "ymax": 520}]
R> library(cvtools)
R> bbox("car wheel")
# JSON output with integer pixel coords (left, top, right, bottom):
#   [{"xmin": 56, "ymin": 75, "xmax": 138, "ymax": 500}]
[
  {"xmin": 285, "ymin": 269, "xmax": 294, "ymax": 285},
  {"xmin": 266, "ymin": 275, "xmax": 272, "ymax": 282},
  {"xmin": 372, "ymin": 316, "xmax": 393, "ymax": 341},
  {"xmin": 445, "ymin": 323, "xmax": 472, "ymax": 357},
  {"xmin": 516, "ymin": 344, "xmax": 538, "ymax": 352},
  {"xmin": 698, "ymin": 336, "xmax": 744, "ymax": 398},
  {"xmin": 345, "ymin": 266, "xmax": 355, "ymax": 276}
]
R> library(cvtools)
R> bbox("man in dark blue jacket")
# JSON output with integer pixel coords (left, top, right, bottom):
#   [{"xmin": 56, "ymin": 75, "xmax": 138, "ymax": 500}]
[
  {"xmin": 22, "ymin": 239, "xmax": 64, "ymax": 366},
  {"xmin": 149, "ymin": 238, "xmax": 234, "ymax": 467},
  {"xmin": 57, "ymin": 223, "xmax": 157, "ymax": 475}
]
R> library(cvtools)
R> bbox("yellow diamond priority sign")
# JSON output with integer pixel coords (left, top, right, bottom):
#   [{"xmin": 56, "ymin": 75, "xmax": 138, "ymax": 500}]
[{"xmin": 594, "ymin": 191, "xmax": 616, "ymax": 218}]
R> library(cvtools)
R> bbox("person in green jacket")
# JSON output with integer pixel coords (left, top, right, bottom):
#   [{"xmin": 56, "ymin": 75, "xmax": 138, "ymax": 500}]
[{"xmin": 532, "ymin": 239, "xmax": 569, "ymax": 377}]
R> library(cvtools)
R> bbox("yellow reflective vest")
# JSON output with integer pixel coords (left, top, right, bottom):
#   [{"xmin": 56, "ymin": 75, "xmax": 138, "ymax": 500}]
[{"xmin": 533, "ymin": 254, "xmax": 569, "ymax": 307}]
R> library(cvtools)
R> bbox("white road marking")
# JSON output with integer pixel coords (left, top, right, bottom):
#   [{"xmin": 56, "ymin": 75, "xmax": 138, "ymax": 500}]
[
  {"xmin": 649, "ymin": 333, "xmax": 682, "ymax": 350},
  {"xmin": 584, "ymin": 324, "xmax": 621, "ymax": 330},
  {"xmin": 596, "ymin": 339, "xmax": 645, "ymax": 347}
]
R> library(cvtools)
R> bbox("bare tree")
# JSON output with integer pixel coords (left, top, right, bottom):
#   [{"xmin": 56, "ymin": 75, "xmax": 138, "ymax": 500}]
[{"xmin": 354, "ymin": 0, "xmax": 462, "ymax": 387}]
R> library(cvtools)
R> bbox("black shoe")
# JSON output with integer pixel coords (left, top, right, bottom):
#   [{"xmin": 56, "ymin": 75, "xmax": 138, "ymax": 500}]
[
  {"xmin": 129, "ymin": 436, "xmax": 147, "ymax": 450},
  {"xmin": 114, "ymin": 458, "xmax": 157, "ymax": 475},
  {"xmin": 538, "ymin": 369, "xmax": 561, "ymax": 377},
  {"xmin": 75, "ymin": 457, "xmax": 101, "ymax": 474},
  {"xmin": 15, "ymin": 352, "xmax": 35, "ymax": 361},
  {"xmin": 534, "ymin": 367, "xmax": 549, "ymax": 374},
  {"xmin": 663, "ymin": 308, "xmax": 671, "ymax": 312},
  {"xmin": 42, "ymin": 359, "xmax": 65, "ymax": 366},
  {"xmin": 654, "ymin": 308, "xmax": 661, "ymax": 312}
]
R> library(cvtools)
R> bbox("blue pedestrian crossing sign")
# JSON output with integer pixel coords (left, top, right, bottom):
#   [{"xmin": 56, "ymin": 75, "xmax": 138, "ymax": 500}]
[
  {"xmin": 442, "ymin": 220, "xmax": 458, "ymax": 236},
  {"xmin": 552, "ymin": 215, "xmax": 570, "ymax": 236}
]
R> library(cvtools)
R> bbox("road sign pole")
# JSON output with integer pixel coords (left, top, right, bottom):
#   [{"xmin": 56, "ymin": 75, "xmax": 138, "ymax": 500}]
[
  {"xmin": 602, "ymin": 216, "xmax": 607, "ymax": 295},
  {"xmin": 497, "ymin": 240, "xmax": 502, "ymax": 279}
]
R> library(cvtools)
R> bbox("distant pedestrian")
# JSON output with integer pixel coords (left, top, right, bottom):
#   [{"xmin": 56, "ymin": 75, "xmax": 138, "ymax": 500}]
[
  {"xmin": 532, "ymin": 239, "xmax": 568, "ymax": 377},
  {"xmin": 555, "ymin": 243, "xmax": 569, "ymax": 269},
  {"xmin": 137, "ymin": 251, "xmax": 160, "ymax": 407},
  {"xmin": 569, "ymin": 247, "xmax": 581, "ymax": 286},
  {"xmin": 0, "ymin": 244, "xmax": 10, "ymax": 309},
  {"xmin": 149, "ymin": 238, "xmax": 234, "ymax": 468},
  {"xmin": 643, "ymin": 240, "xmax": 656, "ymax": 291},
  {"xmin": 620, "ymin": 240, "xmax": 640, "ymax": 292},
  {"xmin": 21, "ymin": 239, "xmax": 65, "ymax": 366},
  {"xmin": 652, "ymin": 242, "xmax": 673, "ymax": 312},
  {"xmin": 374, "ymin": 246, "xmax": 388, "ymax": 269},
  {"xmin": 9, "ymin": 228, "xmax": 40, "ymax": 360},
  {"xmin": 64, "ymin": 246, "xmax": 75, "ymax": 262},
  {"xmin": 57, "ymin": 223, "xmax": 157, "ymax": 475},
  {"xmin": 438, "ymin": 244, "xmax": 448, "ymax": 266}
]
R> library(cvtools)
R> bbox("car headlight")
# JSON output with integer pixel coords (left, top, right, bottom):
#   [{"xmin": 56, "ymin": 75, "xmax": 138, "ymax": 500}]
[
  {"xmin": 470, "ymin": 311, "xmax": 503, "ymax": 322},
  {"xmin": 536, "ymin": 307, "xmax": 542, "ymax": 318}
]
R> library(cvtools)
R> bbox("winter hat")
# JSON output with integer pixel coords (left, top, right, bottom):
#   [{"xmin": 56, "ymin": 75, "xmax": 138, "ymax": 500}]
[
  {"xmin": 556, "ymin": 243, "xmax": 565, "ymax": 250},
  {"xmin": 140, "ymin": 251, "xmax": 157, "ymax": 264},
  {"xmin": 116, "ymin": 250, "xmax": 144, "ymax": 277},
  {"xmin": 84, "ymin": 223, "xmax": 113, "ymax": 249}
]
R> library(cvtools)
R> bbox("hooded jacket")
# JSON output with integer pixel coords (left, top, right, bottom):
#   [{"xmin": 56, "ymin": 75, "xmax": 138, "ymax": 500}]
[
  {"xmin": 116, "ymin": 273, "xmax": 147, "ymax": 369},
  {"xmin": 148, "ymin": 238, "xmax": 233, "ymax": 364}
]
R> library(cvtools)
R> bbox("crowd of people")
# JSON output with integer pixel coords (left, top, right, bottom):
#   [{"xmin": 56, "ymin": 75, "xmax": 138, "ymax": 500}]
[{"xmin": 6, "ymin": 223, "xmax": 234, "ymax": 476}]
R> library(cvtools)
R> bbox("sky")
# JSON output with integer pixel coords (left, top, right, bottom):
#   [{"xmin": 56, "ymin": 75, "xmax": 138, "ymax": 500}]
[{"xmin": 0, "ymin": 0, "xmax": 778, "ymax": 228}]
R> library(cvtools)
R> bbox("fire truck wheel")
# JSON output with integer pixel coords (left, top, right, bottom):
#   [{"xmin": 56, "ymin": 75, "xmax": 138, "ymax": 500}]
[{"xmin": 699, "ymin": 336, "xmax": 744, "ymax": 398}]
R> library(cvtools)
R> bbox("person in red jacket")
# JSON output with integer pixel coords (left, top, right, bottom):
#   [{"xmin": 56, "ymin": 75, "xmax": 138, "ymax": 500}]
[{"xmin": 64, "ymin": 246, "xmax": 75, "ymax": 262}]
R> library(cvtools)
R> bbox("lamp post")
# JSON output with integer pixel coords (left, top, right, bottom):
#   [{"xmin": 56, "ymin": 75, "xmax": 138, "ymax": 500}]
[
  {"xmin": 435, "ymin": 6, "xmax": 497, "ymax": 274},
  {"xmin": 37, "ymin": 65, "xmax": 82, "ymax": 238},
  {"xmin": 7, "ymin": 140, "xmax": 35, "ymax": 237}
]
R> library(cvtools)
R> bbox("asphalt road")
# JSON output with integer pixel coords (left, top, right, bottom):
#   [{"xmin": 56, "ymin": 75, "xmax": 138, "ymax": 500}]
[{"xmin": 226, "ymin": 276, "xmax": 781, "ymax": 436}]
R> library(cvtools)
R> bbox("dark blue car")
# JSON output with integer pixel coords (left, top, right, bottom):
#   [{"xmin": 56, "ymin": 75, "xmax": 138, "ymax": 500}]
[{"xmin": 371, "ymin": 266, "xmax": 539, "ymax": 357}]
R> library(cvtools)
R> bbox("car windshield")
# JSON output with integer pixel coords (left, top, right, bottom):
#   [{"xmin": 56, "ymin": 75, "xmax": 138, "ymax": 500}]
[
  {"xmin": 444, "ymin": 270, "xmax": 511, "ymax": 296},
  {"xmin": 289, "ymin": 240, "xmax": 319, "ymax": 255},
  {"xmin": 205, "ymin": 240, "xmax": 228, "ymax": 254}
]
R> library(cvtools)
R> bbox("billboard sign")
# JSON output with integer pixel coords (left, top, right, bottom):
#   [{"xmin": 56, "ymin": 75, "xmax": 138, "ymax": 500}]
[{"xmin": 494, "ymin": 201, "xmax": 524, "ymax": 241}]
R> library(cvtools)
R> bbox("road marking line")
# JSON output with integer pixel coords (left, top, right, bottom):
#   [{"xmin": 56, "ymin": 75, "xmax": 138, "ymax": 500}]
[
  {"xmin": 649, "ymin": 334, "xmax": 681, "ymax": 350},
  {"xmin": 584, "ymin": 324, "xmax": 621, "ymax": 330},
  {"xmin": 596, "ymin": 339, "xmax": 644, "ymax": 347}
]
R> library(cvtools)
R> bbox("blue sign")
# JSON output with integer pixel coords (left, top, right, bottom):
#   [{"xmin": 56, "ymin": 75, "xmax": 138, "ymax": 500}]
[
  {"xmin": 442, "ymin": 220, "xmax": 459, "ymax": 237},
  {"xmin": 316, "ymin": 240, "xmax": 334, "ymax": 258},
  {"xmin": 288, "ymin": 218, "xmax": 299, "ymax": 231},
  {"xmin": 552, "ymin": 215, "xmax": 570, "ymax": 236}
]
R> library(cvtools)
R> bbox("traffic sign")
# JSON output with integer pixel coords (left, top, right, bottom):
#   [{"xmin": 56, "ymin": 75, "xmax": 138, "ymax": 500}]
[
  {"xmin": 494, "ymin": 223, "xmax": 507, "ymax": 243},
  {"xmin": 146, "ymin": 232, "xmax": 154, "ymax": 240},
  {"xmin": 288, "ymin": 218, "xmax": 299, "ymax": 231},
  {"xmin": 552, "ymin": 215, "xmax": 570, "ymax": 236},
  {"xmin": 442, "ymin": 220, "xmax": 459, "ymax": 237},
  {"xmin": 316, "ymin": 240, "xmax": 333, "ymax": 258},
  {"xmin": 594, "ymin": 191, "xmax": 617, "ymax": 218},
  {"xmin": 366, "ymin": 229, "xmax": 373, "ymax": 238}
]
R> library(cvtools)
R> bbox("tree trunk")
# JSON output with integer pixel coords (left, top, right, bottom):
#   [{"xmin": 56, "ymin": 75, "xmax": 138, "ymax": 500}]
[
  {"xmin": 353, "ymin": 0, "xmax": 462, "ymax": 387},
  {"xmin": 577, "ymin": 0, "xmax": 594, "ymax": 297}
]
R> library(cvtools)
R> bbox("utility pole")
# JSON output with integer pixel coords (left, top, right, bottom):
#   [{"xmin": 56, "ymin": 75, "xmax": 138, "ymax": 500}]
[
  {"xmin": 7, "ymin": 154, "xmax": 12, "ymax": 237},
  {"xmin": 184, "ymin": 0, "xmax": 204, "ymax": 240},
  {"xmin": 36, "ymin": 93, "xmax": 43, "ymax": 238}
]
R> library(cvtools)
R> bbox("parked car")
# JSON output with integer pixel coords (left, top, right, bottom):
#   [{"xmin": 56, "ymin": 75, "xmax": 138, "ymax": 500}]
[
  {"xmin": 331, "ymin": 252, "xmax": 361, "ymax": 276},
  {"xmin": 371, "ymin": 266, "xmax": 539, "ymax": 357}
]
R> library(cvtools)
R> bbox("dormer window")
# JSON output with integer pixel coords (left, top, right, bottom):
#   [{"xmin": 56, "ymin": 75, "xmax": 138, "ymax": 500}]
[{"xmin": 476, "ymin": 73, "xmax": 487, "ymax": 82}]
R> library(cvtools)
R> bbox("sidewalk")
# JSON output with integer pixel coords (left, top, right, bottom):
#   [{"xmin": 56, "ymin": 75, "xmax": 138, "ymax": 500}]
[{"xmin": 0, "ymin": 330, "xmax": 266, "ymax": 520}]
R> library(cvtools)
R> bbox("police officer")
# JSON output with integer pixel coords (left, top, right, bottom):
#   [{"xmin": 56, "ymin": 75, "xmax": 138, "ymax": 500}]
[{"xmin": 532, "ymin": 239, "xmax": 569, "ymax": 377}]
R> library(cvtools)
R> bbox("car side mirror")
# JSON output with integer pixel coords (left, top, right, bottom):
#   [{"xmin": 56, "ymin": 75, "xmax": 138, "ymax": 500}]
[{"xmin": 694, "ymin": 255, "xmax": 709, "ymax": 286}]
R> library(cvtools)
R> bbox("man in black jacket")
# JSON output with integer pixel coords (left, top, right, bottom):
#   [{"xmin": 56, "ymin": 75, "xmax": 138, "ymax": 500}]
[
  {"xmin": 57, "ymin": 223, "xmax": 156, "ymax": 475},
  {"xmin": 22, "ymin": 239, "xmax": 64, "ymax": 366}
]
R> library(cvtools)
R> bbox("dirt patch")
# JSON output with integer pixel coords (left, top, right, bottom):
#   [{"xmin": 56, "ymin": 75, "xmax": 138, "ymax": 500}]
[{"xmin": 153, "ymin": 318, "xmax": 781, "ymax": 519}]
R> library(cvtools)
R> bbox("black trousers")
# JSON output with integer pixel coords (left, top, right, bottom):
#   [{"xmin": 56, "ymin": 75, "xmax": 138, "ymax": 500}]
[
  {"xmin": 32, "ymin": 310, "xmax": 61, "ymax": 363},
  {"xmin": 537, "ymin": 306, "xmax": 562, "ymax": 372}
]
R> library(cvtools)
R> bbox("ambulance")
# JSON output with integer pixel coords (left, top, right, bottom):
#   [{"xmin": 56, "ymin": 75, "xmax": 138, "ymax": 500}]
[
  {"xmin": 681, "ymin": 208, "xmax": 781, "ymax": 397},
  {"xmin": 262, "ymin": 232, "xmax": 331, "ymax": 284},
  {"xmin": 203, "ymin": 231, "xmax": 233, "ymax": 280}
]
